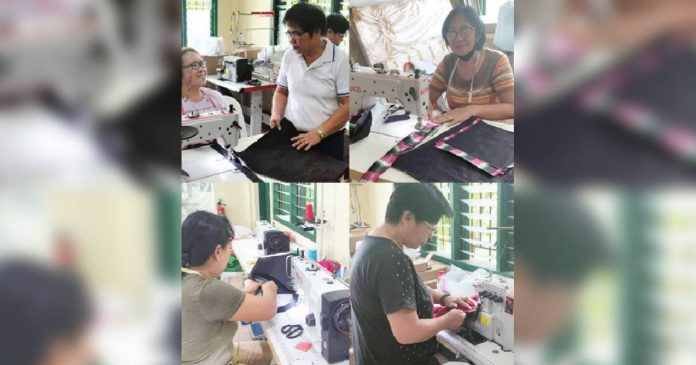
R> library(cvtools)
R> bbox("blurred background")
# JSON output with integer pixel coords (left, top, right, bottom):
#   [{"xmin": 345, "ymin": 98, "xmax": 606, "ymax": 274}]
[
  {"xmin": 1, "ymin": 1, "xmax": 695, "ymax": 365},
  {"xmin": 0, "ymin": 0, "xmax": 181, "ymax": 364},
  {"xmin": 515, "ymin": 0, "xmax": 696, "ymax": 364}
]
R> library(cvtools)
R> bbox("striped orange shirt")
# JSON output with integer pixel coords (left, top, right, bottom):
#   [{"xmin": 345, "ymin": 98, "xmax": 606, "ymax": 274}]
[{"xmin": 430, "ymin": 47, "xmax": 514, "ymax": 109}]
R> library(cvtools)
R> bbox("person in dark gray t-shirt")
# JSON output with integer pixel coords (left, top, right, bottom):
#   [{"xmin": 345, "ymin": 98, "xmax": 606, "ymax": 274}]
[{"xmin": 350, "ymin": 184, "xmax": 478, "ymax": 365}]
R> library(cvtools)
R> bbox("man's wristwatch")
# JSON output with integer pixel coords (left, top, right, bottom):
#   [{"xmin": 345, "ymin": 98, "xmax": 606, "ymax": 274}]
[
  {"xmin": 316, "ymin": 128, "xmax": 326, "ymax": 139},
  {"xmin": 439, "ymin": 293, "xmax": 451, "ymax": 306}
]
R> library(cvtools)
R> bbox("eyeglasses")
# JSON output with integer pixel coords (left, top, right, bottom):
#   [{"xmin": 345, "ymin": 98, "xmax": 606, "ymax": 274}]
[
  {"xmin": 423, "ymin": 221, "xmax": 436, "ymax": 234},
  {"xmin": 285, "ymin": 31, "xmax": 306, "ymax": 40},
  {"xmin": 183, "ymin": 61, "xmax": 206, "ymax": 70},
  {"xmin": 446, "ymin": 26, "xmax": 475, "ymax": 39}
]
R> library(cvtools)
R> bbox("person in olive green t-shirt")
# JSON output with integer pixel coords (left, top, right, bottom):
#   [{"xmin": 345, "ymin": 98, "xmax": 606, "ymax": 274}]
[{"xmin": 181, "ymin": 211, "xmax": 278, "ymax": 365}]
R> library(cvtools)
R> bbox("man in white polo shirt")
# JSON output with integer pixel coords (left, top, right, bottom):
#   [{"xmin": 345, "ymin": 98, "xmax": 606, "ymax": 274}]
[{"xmin": 270, "ymin": 3, "xmax": 350, "ymax": 161}]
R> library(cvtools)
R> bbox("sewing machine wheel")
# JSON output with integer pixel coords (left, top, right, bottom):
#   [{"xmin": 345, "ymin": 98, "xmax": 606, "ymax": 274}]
[
  {"xmin": 267, "ymin": 235, "xmax": 285, "ymax": 251},
  {"xmin": 332, "ymin": 301, "xmax": 351, "ymax": 335}
]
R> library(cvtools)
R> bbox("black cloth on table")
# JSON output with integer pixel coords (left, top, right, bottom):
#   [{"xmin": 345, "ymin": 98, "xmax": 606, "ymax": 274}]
[
  {"xmin": 392, "ymin": 121, "xmax": 514, "ymax": 182},
  {"xmin": 441, "ymin": 121, "xmax": 514, "ymax": 170},
  {"xmin": 516, "ymin": 37, "xmax": 696, "ymax": 184},
  {"xmin": 234, "ymin": 118, "xmax": 347, "ymax": 182}
]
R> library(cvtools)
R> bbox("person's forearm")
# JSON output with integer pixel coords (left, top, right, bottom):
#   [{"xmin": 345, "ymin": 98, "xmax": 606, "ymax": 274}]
[
  {"xmin": 429, "ymin": 85, "xmax": 445, "ymax": 106},
  {"xmin": 318, "ymin": 100, "xmax": 349, "ymax": 135},
  {"xmin": 429, "ymin": 287, "xmax": 444, "ymax": 304},
  {"xmin": 395, "ymin": 316, "xmax": 450, "ymax": 344},
  {"xmin": 260, "ymin": 289, "xmax": 278, "ymax": 316},
  {"xmin": 469, "ymin": 103, "xmax": 514, "ymax": 121},
  {"xmin": 272, "ymin": 89, "xmax": 288, "ymax": 118}
]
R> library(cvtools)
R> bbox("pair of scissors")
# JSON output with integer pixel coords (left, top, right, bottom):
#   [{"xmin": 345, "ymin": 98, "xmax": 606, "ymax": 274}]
[{"xmin": 280, "ymin": 324, "xmax": 303, "ymax": 339}]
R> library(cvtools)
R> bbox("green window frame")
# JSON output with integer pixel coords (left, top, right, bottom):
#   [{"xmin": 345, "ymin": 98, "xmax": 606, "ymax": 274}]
[
  {"xmin": 271, "ymin": 183, "xmax": 317, "ymax": 241},
  {"xmin": 182, "ymin": 0, "xmax": 218, "ymax": 47},
  {"xmin": 421, "ymin": 183, "xmax": 514, "ymax": 277}
]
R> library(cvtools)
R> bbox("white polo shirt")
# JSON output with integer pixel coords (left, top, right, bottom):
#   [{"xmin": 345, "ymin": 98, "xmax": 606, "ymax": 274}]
[{"xmin": 277, "ymin": 38, "xmax": 350, "ymax": 131}]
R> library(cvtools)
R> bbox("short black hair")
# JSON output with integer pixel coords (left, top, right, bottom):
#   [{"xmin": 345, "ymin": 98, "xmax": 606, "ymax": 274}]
[
  {"xmin": 182, "ymin": 210, "xmax": 234, "ymax": 267},
  {"xmin": 326, "ymin": 13, "xmax": 349, "ymax": 34},
  {"xmin": 385, "ymin": 184, "xmax": 453, "ymax": 225},
  {"xmin": 0, "ymin": 260, "xmax": 91, "ymax": 365},
  {"xmin": 283, "ymin": 2, "xmax": 326, "ymax": 36},
  {"xmin": 441, "ymin": 5, "xmax": 486, "ymax": 51}
]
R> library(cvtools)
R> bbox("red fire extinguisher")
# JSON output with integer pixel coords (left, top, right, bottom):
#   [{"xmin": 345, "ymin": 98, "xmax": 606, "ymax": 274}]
[{"xmin": 216, "ymin": 199, "xmax": 226, "ymax": 216}]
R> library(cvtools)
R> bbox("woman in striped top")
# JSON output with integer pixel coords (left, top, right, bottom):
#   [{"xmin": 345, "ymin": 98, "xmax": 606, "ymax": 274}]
[{"xmin": 428, "ymin": 6, "xmax": 514, "ymax": 124}]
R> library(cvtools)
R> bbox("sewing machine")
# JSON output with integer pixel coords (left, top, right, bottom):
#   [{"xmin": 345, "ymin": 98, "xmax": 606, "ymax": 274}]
[
  {"xmin": 290, "ymin": 257, "xmax": 351, "ymax": 363},
  {"xmin": 437, "ymin": 275, "xmax": 514, "ymax": 365},
  {"xmin": 349, "ymin": 70, "xmax": 431, "ymax": 117},
  {"xmin": 222, "ymin": 55, "xmax": 254, "ymax": 83},
  {"xmin": 181, "ymin": 110, "xmax": 241, "ymax": 149}
]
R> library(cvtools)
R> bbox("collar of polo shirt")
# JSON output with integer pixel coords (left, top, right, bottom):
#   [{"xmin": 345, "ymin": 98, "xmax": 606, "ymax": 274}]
[{"xmin": 293, "ymin": 38, "xmax": 336, "ymax": 69}]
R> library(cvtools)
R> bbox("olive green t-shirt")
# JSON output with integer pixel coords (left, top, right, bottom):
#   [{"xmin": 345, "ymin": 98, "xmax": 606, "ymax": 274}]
[{"xmin": 182, "ymin": 273, "xmax": 246, "ymax": 365}]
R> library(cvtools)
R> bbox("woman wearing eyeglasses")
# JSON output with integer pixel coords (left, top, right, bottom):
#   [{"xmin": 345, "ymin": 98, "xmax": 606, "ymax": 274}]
[
  {"xmin": 350, "ymin": 184, "xmax": 478, "ymax": 365},
  {"xmin": 182, "ymin": 211, "xmax": 278, "ymax": 365},
  {"xmin": 181, "ymin": 47, "xmax": 225, "ymax": 115},
  {"xmin": 270, "ymin": 3, "xmax": 350, "ymax": 161},
  {"xmin": 428, "ymin": 6, "xmax": 514, "ymax": 125}
]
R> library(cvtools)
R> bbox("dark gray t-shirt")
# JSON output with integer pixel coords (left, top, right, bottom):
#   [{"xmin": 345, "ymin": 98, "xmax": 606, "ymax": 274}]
[{"xmin": 350, "ymin": 236, "xmax": 438, "ymax": 365}]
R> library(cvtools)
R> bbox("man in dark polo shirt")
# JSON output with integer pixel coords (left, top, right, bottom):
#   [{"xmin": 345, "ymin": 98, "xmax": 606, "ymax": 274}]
[{"xmin": 350, "ymin": 184, "xmax": 478, "ymax": 365}]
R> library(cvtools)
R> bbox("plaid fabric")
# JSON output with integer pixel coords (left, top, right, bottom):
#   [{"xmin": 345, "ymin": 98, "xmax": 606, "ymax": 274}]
[
  {"xmin": 578, "ymin": 35, "xmax": 696, "ymax": 163},
  {"xmin": 359, "ymin": 120, "xmax": 481, "ymax": 182},
  {"xmin": 434, "ymin": 119, "xmax": 513, "ymax": 176},
  {"xmin": 358, "ymin": 122, "xmax": 440, "ymax": 182},
  {"xmin": 435, "ymin": 141, "xmax": 514, "ymax": 176}
]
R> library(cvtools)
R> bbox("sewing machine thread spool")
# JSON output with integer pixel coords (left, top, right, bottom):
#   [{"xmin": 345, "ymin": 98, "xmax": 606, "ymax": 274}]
[{"xmin": 305, "ymin": 203, "xmax": 314, "ymax": 223}]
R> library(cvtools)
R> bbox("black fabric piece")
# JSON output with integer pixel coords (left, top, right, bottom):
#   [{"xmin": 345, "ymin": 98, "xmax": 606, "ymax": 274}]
[
  {"xmin": 516, "ymin": 37, "xmax": 696, "ymax": 184},
  {"xmin": 209, "ymin": 141, "xmax": 263, "ymax": 182},
  {"xmin": 517, "ymin": 95, "xmax": 696, "ymax": 183},
  {"xmin": 384, "ymin": 113, "xmax": 411, "ymax": 124},
  {"xmin": 606, "ymin": 37, "xmax": 696, "ymax": 138},
  {"xmin": 235, "ymin": 119, "xmax": 347, "ymax": 182},
  {"xmin": 276, "ymin": 294, "xmax": 299, "ymax": 313},
  {"xmin": 229, "ymin": 154, "xmax": 263, "ymax": 182},
  {"xmin": 392, "ymin": 121, "xmax": 514, "ymax": 182},
  {"xmin": 443, "ymin": 121, "xmax": 514, "ymax": 169},
  {"xmin": 350, "ymin": 236, "xmax": 439, "ymax": 365},
  {"xmin": 310, "ymin": 130, "xmax": 345, "ymax": 162},
  {"xmin": 249, "ymin": 253, "xmax": 295, "ymax": 294},
  {"xmin": 349, "ymin": 107, "xmax": 372, "ymax": 144}
]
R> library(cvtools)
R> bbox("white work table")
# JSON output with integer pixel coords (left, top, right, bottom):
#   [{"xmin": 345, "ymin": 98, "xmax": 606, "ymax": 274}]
[
  {"xmin": 437, "ymin": 330, "xmax": 514, "ymax": 365},
  {"xmin": 231, "ymin": 239, "xmax": 349, "ymax": 365},
  {"xmin": 206, "ymin": 76, "xmax": 276, "ymax": 136},
  {"xmin": 349, "ymin": 115, "xmax": 514, "ymax": 182},
  {"xmin": 181, "ymin": 136, "xmax": 281, "ymax": 182}
]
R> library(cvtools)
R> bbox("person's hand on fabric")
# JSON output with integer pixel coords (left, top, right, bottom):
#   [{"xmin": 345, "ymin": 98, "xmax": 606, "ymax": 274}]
[
  {"xmin": 291, "ymin": 131, "xmax": 322, "ymax": 150},
  {"xmin": 442, "ymin": 308, "xmax": 467, "ymax": 330},
  {"xmin": 443, "ymin": 295, "xmax": 479, "ymax": 312},
  {"xmin": 262, "ymin": 280, "xmax": 278, "ymax": 294},
  {"xmin": 424, "ymin": 103, "xmax": 443, "ymax": 122},
  {"xmin": 270, "ymin": 114, "xmax": 282, "ymax": 129},
  {"xmin": 243, "ymin": 279, "xmax": 261, "ymax": 294},
  {"xmin": 432, "ymin": 106, "xmax": 476, "ymax": 125}
]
